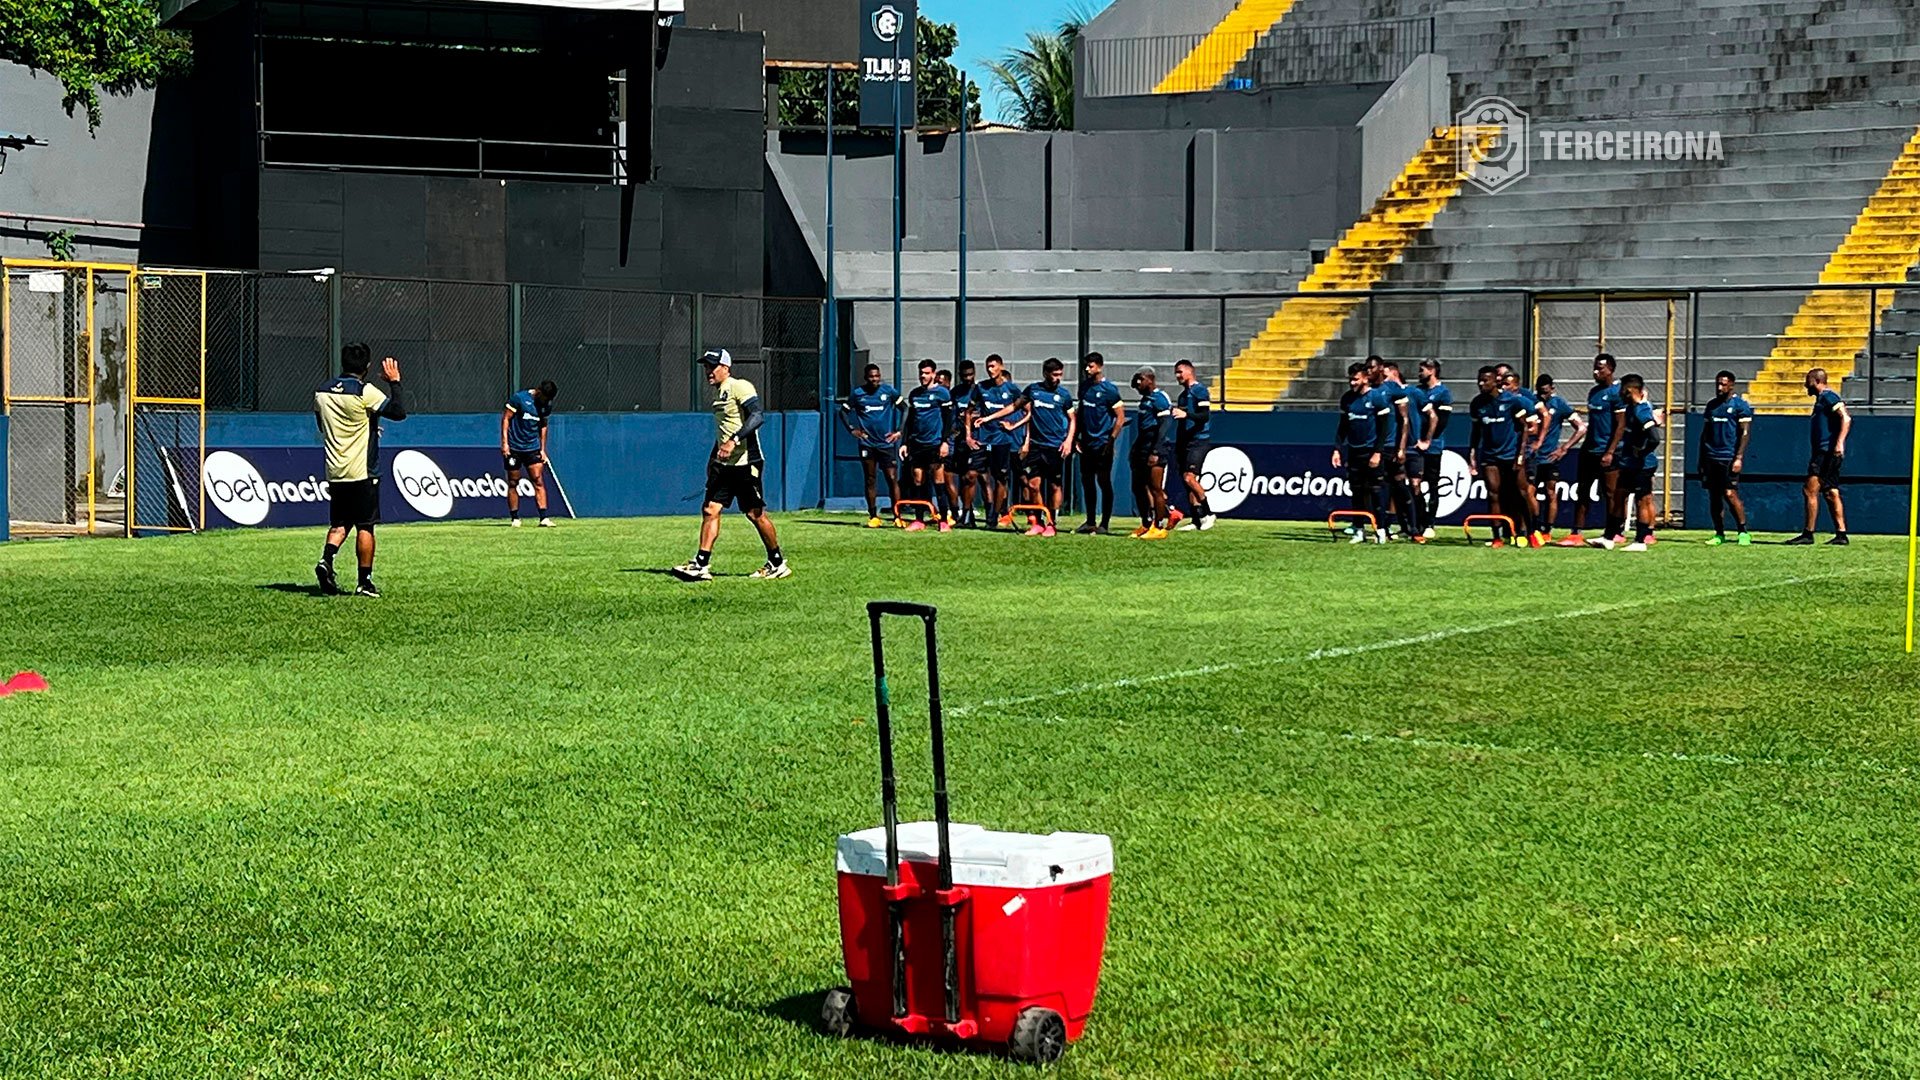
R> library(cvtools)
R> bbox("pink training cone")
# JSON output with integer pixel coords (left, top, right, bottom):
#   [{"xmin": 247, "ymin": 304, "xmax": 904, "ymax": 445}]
[{"xmin": 5, "ymin": 671, "xmax": 49, "ymax": 694}]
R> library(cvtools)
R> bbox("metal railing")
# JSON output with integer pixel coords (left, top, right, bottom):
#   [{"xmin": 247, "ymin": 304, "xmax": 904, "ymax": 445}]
[
  {"xmin": 1081, "ymin": 17, "xmax": 1435, "ymax": 99},
  {"xmin": 261, "ymin": 130, "xmax": 627, "ymax": 183}
]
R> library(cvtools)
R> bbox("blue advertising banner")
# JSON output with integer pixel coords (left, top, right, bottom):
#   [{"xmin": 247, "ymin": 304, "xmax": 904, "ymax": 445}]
[
  {"xmin": 177, "ymin": 446, "xmax": 576, "ymax": 529},
  {"xmin": 1173, "ymin": 443, "xmax": 1599, "ymax": 527}
]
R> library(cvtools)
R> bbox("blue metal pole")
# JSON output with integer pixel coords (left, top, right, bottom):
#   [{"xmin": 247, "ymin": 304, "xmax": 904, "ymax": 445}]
[
  {"xmin": 957, "ymin": 71, "xmax": 968, "ymax": 368},
  {"xmin": 892, "ymin": 29, "xmax": 904, "ymax": 390},
  {"xmin": 823, "ymin": 69, "xmax": 838, "ymax": 509}
]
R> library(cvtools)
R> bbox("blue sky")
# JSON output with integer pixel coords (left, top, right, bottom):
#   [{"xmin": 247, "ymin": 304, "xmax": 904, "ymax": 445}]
[{"xmin": 924, "ymin": 0, "xmax": 1095, "ymax": 122}]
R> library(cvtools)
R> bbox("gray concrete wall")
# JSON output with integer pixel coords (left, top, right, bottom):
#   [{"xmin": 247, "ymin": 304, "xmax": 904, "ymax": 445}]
[
  {"xmin": 1358, "ymin": 53, "xmax": 1448, "ymax": 209},
  {"xmin": 1082, "ymin": 0, "xmax": 1240, "ymax": 44},
  {"xmin": 770, "ymin": 125, "xmax": 1361, "ymax": 258},
  {"xmin": 0, "ymin": 62, "xmax": 193, "ymax": 263},
  {"xmin": 1077, "ymin": 82, "xmax": 1387, "ymax": 132}
]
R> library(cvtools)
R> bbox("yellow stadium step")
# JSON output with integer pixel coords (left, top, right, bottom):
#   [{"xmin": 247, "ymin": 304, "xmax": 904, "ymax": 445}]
[
  {"xmin": 1219, "ymin": 128, "xmax": 1498, "ymax": 409},
  {"xmin": 1750, "ymin": 125, "xmax": 1920, "ymax": 410},
  {"xmin": 1153, "ymin": 0, "xmax": 1298, "ymax": 94}
]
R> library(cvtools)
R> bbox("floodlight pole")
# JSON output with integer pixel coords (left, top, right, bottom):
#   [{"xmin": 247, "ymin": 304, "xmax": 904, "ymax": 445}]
[
  {"xmin": 824, "ymin": 69, "xmax": 838, "ymax": 510},
  {"xmin": 892, "ymin": 27, "xmax": 904, "ymax": 389},
  {"xmin": 957, "ymin": 70, "xmax": 968, "ymax": 369}
]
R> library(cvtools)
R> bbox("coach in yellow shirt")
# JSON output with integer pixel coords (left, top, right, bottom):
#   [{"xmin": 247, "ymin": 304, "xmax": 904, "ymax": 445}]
[
  {"xmin": 314, "ymin": 343, "xmax": 406, "ymax": 597},
  {"xmin": 672, "ymin": 349, "xmax": 790, "ymax": 581}
]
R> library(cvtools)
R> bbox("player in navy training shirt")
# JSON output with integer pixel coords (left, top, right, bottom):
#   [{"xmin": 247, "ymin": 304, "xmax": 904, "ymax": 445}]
[
  {"xmin": 1170, "ymin": 359, "xmax": 1217, "ymax": 530},
  {"xmin": 1396, "ymin": 361, "xmax": 1435, "ymax": 543},
  {"xmin": 1529, "ymin": 374, "xmax": 1584, "ymax": 540},
  {"xmin": 1417, "ymin": 359, "xmax": 1453, "ymax": 531},
  {"xmin": 900, "ymin": 359, "xmax": 955, "ymax": 531},
  {"xmin": 1569, "ymin": 353, "xmax": 1627, "ymax": 545},
  {"xmin": 1332, "ymin": 362, "xmax": 1390, "ymax": 544},
  {"xmin": 971, "ymin": 355, "xmax": 1025, "ymax": 529},
  {"xmin": 948, "ymin": 359, "xmax": 982, "ymax": 527},
  {"xmin": 1075, "ymin": 352, "xmax": 1127, "ymax": 534},
  {"xmin": 1787, "ymin": 366, "xmax": 1852, "ymax": 545},
  {"xmin": 1698, "ymin": 370, "xmax": 1754, "ymax": 545},
  {"xmin": 501, "ymin": 380, "xmax": 558, "ymax": 527},
  {"xmin": 1468, "ymin": 365, "xmax": 1535, "ymax": 545},
  {"xmin": 1596, "ymin": 373, "xmax": 1663, "ymax": 551},
  {"xmin": 1367, "ymin": 356, "xmax": 1422, "ymax": 541},
  {"xmin": 1496, "ymin": 365, "xmax": 1546, "ymax": 544},
  {"xmin": 1129, "ymin": 367, "xmax": 1177, "ymax": 539},
  {"xmin": 979, "ymin": 357, "xmax": 1077, "ymax": 536},
  {"xmin": 842, "ymin": 363, "xmax": 903, "ymax": 526}
]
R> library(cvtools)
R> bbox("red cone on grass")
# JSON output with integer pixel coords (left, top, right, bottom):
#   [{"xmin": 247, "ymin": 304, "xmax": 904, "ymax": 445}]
[{"xmin": 4, "ymin": 671, "xmax": 49, "ymax": 694}]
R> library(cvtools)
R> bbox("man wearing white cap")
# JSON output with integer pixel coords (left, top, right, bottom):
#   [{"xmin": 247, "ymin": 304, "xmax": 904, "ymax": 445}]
[{"xmin": 672, "ymin": 349, "xmax": 791, "ymax": 581}]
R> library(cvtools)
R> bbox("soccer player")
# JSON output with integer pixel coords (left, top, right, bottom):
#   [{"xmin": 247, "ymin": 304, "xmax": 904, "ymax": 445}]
[
  {"xmin": 1332, "ymin": 362, "xmax": 1390, "ymax": 544},
  {"xmin": 1398, "ymin": 361, "xmax": 1435, "ymax": 543},
  {"xmin": 1566, "ymin": 353, "xmax": 1627, "ymax": 546},
  {"xmin": 1599, "ymin": 373, "xmax": 1663, "ymax": 552},
  {"xmin": 1699, "ymin": 370, "xmax": 1754, "ymax": 546},
  {"xmin": 981, "ymin": 357, "xmax": 1077, "ymax": 536},
  {"xmin": 673, "ymin": 349, "xmax": 789, "ymax": 581},
  {"xmin": 842, "ymin": 363, "xmax": 903, "ymax": 527},
  {"xmin": 314, "ymin": 344, "xmax": 406, "ymax": 597},
  {"xmin": 1371, "ymin": 358, "xmax": 1422, "ymax": 540},
  {"xmin": 1468, "ymin": 364, "xmax": 1534, "ymax": 546},
  {"xmin": 949, "ymin": 359, "xmax": 981, "ymax": 527},
  {"xmin": 1129, "ymin": 366, "xmax": 1175, "ymax": 539},
  {"xmin": 1075, "ymin": 352, "xmax": 1126, "ymax": 534},
  {"xmin": 1788, "ymin": 367, "xmax": 1852, "ymax": 545},
  {"xmin": 1417, "ymin": 358, "xmax": 1453, "ymax": 534},
  {"xmin": 1529, "ymin": 374, "xmax": 1583, "ymax": 538},
  {"xmin": 1170, "ymin": 359, "xmax": 1217, "ymax": 530},
  {"xmin": 1499, "ymin": 365, "xmax": 1545, "ymax": 543},
  {"xmin": 501, "ymin": 379, "xmax": 558, "ymax": 528},
  {"xmin": 900, "ymin": 359, "xmax": 955, "ymax": 532},
  {"xmin": 971, "ymin": 354, "xmax": 1024, "ymax": 528}
]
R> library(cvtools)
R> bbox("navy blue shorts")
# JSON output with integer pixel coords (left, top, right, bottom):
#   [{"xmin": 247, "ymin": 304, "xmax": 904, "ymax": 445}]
[
  {"xmin": 1178, "ymin": 439, "xmax": 1210, "ymax": 474},
  {"xmin": 503, "ymin": 449, "xmax": 545, "ymax": 471}
]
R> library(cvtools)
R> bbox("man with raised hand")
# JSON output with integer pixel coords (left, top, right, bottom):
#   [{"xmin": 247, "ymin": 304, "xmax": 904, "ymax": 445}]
[
  {"xmin": 1128, "ymin": 366, "xmax": 1176, "ymax": 540},
  {"xmin": 1606, "ymin": 373, "xmax": 1663, "ymax": 552},
  {"xmin": 1567, "ymin": 353, "xmax": 1628, "ymax": 547},
  {"xmin": 673, "ymin": 349, "xmax": 789, "ymax": 581},
  {"xmin": 842, "ymin": 363, "xmax": 903, "ymax": 528},
  {"xmin": 1529, "ymin": 374, "xmax": 1583, "ymax": 539},
  {"xmin": 900, "ymin": 359, "xmax": 955, "ymax": 532},
  {"xmin": 972, "ymin": 354, "xmax": 1024, "ymax": 529},
  {"xmin": 1397, "ymin": 360, "xmax": 1435, "ymax": 544},
  {"xmin": 314, "ymin": 343, "xmax": 406, "ymax": 598},
  {"xmin": 1468, "ymin": 364, "xmax": 1535, "ymax": 547},
  {"xmin": 980, "ymin": 357, "xmax": 1077, "ymax": 536},
  {"xmin": 1170, "ymin": 359, "xmax": 1217, "ymax": 531},
  {"xmin": 1698, "ymin": 370, "xmax": 1754, "ymax": 546},
  {"xmin": 1417, "ymin": 358, "xmax": 1453, "ymax": 536},
  {"xmin": 1074, "ymin": 352, "xmax": 1127, "ymax": 535},
  {"xmin": 1787, "ymin": 367, "xmax": 1851, "ymax": 546},
  {"xmin": 502, "ymin": 379, "xmax": 559, "ymax": 528}
]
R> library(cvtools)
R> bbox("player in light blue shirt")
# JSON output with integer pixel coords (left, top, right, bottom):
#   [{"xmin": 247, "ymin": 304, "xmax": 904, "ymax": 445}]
[{"xmin": 501, "ymin": 380, "xmax": 558, "ymax": 527}]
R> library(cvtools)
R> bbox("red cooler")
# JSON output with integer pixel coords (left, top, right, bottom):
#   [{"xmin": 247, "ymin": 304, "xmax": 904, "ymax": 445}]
[{"xmin": 825, "ymin": 602, "xmax": 1114, "ymax": 1064}]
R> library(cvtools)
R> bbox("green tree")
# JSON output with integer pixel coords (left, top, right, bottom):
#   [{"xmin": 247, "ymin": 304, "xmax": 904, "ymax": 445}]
[
  {"xmin": 778, "ymin": 15, "xmax": 982, "ymax": 131},
  {"xmin": 983, "ymin": 7, "xmax": 1093, "ymax": 131},
  {"xmin": 0, "ymin": 0, "xmax": 191, "ymax": 132}
]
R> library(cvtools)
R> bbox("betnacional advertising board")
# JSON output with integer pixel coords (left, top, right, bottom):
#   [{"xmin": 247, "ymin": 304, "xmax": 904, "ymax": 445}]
[{"xmin": 175, "ymin": 447, "xmax": 575, "ymax": 528}]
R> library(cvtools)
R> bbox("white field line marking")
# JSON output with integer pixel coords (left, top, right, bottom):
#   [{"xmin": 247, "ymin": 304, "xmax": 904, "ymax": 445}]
[
  {"xmin": 1265, "ymin": 728, "xmax": 1915, "ymax": 777},
  {"xmin": 951, "ymin": 572, "xmax": 1854, "ymax": 719}
]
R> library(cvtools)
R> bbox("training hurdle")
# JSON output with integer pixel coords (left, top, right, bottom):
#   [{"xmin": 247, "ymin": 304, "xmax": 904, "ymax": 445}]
[
  {"xmin": 1326, "ymin": 511, "xmax": 1376, "ymax": 540},
  {"xmin": 1462, "ymin": 515, "xmax": 1517, "ymax": 545}
]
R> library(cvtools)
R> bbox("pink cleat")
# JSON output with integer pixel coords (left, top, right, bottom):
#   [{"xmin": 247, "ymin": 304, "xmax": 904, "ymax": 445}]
[
  {"xmin": 1040, "ymin": 525, "xmax": 1057, "ymax": 537},
  {"xmin": 904, "ymin": 520, "xmax": 926, "ymax": 532},
  {"xmin": 938, "ymin": 519, "xmax": 953, "ymax": 533}
]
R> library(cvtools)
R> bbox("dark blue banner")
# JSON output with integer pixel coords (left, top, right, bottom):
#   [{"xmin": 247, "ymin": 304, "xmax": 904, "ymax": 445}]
[
  {"xmin": 176, "ymin": 447, "xmax": 576, "ymax": 529},
  {"xmin": 1170, "ymin": 443, "xmax": 1598, "ymax": 527},
  {"xmin": 858, "ymin": 0, "xmax": 916, "ymax": 129}
]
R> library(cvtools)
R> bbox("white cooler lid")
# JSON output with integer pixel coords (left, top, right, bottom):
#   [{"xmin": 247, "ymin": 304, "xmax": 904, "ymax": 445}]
[{"xmin": 837, "ymin": 821, "xmax": 1113, "ymax": 888}]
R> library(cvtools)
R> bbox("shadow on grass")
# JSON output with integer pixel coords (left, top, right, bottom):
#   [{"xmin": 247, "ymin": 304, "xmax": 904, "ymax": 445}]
[
  {"xmin": 256, "ymin": 583, "xmax": 328, "ymax": 597},
  {"xmin": 795, "ymin": 519, "xmax": 874, "ymax": 529},
  {"xmin": 619, "ymin": 568, "xmax": 755, "ymax": 579},
  {"xmin": 748, "ymin": 989, "xmax": 989, "ymax": 1058}
]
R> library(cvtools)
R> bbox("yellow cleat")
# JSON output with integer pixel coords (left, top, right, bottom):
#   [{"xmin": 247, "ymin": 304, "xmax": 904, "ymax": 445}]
[
  {"xmin": 893, "ymin": 517, "xmax": 907, "ymax": 529},
  {"xmin": 866, "ymin": 516, "xmax": 885, "ymax": 529},
  {"xmin": 1128, "ymin": 525, "xmax": 1151, "ymax": 539},
  {"xmin": 1143, "ymin": 527, "xmax": 1170, "ymax": 540}
]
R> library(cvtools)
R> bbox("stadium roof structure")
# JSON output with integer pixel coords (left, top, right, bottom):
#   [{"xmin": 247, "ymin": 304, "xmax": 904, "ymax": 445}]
[{"xmin": 159, "ymin": 0, "xmax": 684, "ymax": 25}]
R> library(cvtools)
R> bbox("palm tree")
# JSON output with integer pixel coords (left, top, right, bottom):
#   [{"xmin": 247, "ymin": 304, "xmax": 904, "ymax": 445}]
[{"xmin": 984, "ymin": 6, "xmax": 1094, "ymax": 131}]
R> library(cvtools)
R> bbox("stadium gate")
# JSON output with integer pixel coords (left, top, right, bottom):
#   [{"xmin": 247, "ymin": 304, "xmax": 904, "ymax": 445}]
[{"xmin": 2, "ymin": 259, "xmax": 207, "ymax": 537}]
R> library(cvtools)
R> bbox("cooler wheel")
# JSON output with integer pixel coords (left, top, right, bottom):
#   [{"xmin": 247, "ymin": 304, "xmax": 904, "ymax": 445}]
[
  {"xmin": 821, "ymin": 988, "xmax": 857, "ymax": 1038},
  {"xmin": 1009, "ymin": 1006, "xmax": 1067, "ymax": 1065}
]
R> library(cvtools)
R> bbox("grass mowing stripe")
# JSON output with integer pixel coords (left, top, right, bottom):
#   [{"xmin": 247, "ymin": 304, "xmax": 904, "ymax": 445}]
[{"xmin": 953, "ymin": 571, "xmax": 1859, "ymax": 719}]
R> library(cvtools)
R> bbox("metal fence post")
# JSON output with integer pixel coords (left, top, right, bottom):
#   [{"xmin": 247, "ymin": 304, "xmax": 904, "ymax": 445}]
[
  {"xmin": 1218, "ymin": 296, "xmax": 1228, "ymax": 405},
  {"xmin": 509, "ymin": 282, "xmax": 523, "ymax": 393},
  {"xmin": 692, "ymin": 292, "xmax": 705, "ymax": 412},
  {"xmin": 327, "ymin": 272, "xmax": 343, "ymax": 378},
  {"xmin": 1869, "ymin": 286, "xmax": 1879, "ymax": 408}
]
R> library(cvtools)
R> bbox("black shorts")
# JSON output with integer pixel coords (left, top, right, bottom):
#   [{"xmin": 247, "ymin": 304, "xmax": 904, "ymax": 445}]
[
  {"xmin": 858, "ymin": 444, "xmax": 899, "ymax": 468},
  {"xmin": 1079, "ymin": 442, "xmax": 1115, "ymax": 474},
  {"xmin": 1619, "ymin": 466, "xmax": 1654, "ymax": 497},
  {"xmin": 705, "ymin": 462, "xmax": 766, "ymax": 512},
  {"xmin": 1530, "ymin": 459, "xmax": 1559, "ymax": 487},
  {"xmin": 1022, "ymin": 446, "xmax": 1065, "ymax": 484},
  {"xmin": 329, "ymin": 479, "xmax": 379, "ymax": 528},
  {"xmin": 1701, "ymin": 457, "xmax": 1740, "ymax": 491},
  {"xmin": 503, "ymin": 449, "xmax": 546, "ymax": 471},
  {"xmin": 1579, "ymin": 451, "xmax": 1612, "ymax": 496},
  {"xmin": 1424, "ymin": 451, "xmax": 1443, "ymax": 487},
  {"xmin": 1348, "ymin": 461, "xmax": 1381, "ymax": 495},
  {"xmin": 1400, "ymin": 450, "xmax": 1425, "ymax": 480},
  {"xmin": 905, "ymin": 444, "xmax": 944, "ymax": 472},
  {"xmin": 1177, "ymin": 440, "xmax": 1210, "ymax": 474},
  {"xmin": 1808, "ymin": 451, "xmax": 1843, "ymax": 492},
  {"xmin": 985, "ymin": 444, "xmax": 1015, "ymax": 481}
]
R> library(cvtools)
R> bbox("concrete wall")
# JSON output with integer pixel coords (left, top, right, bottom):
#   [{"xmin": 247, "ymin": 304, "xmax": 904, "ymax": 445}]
[
  {"xmin": 1082, "ymin": 0, "xmax": 1240, "ymax": 44},
  {"xmin": 204, "ymin": 410, "xmax": 823, "ymax": 517},
  {"xmin": 1076, "ymin": 81, "xmax": 1387, "ymax": 133},
  {"xmin": 769, "ymin": 126, "xmax": 1361, "ymax": 257},
  {"xmin": 0, "ymin": 63, "xmax": 196, "ymax": 263},
  {"xmin": 1359, "ymin": 53, "xmax": 1449, "ymax": 210}
]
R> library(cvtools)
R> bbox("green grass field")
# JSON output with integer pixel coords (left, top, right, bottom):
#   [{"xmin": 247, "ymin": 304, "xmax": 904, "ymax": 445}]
[{"xmin": 1, "ymin": 516, "xmax": 1916, "ymax": 1078}]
